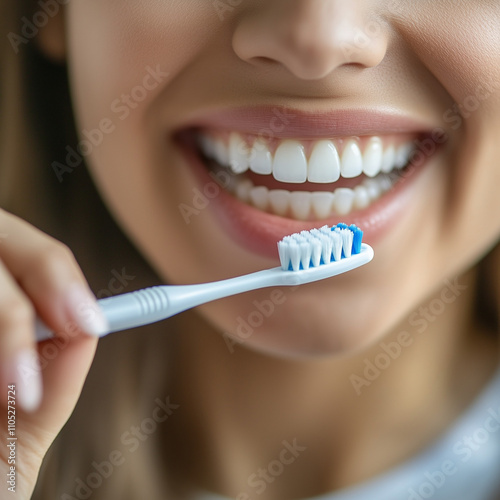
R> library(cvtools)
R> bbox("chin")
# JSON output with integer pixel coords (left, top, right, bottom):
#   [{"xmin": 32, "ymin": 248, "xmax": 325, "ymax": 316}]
[{"xmin": 198, "ymin": 283, "xmax": 390, "ymax": 360}]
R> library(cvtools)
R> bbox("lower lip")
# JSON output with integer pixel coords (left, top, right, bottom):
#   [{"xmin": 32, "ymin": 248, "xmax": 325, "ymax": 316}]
[{"xmin": 175, "ymin": 131, "xmax": 437, "ymax": 260}]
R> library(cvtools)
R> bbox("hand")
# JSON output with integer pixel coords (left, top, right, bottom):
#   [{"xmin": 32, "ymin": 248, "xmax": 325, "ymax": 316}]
[{"xmin": 0, "ymin": 208, "xmax": 107, "ymax": 497}]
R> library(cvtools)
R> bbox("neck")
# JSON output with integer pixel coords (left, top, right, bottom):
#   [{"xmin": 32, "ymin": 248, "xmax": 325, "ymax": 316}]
[{"xmin": 167, "ymin": 268, "xmax": 499, "ymax": 499}]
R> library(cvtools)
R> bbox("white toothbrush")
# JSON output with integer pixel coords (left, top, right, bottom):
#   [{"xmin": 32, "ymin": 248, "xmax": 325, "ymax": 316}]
[{"xmin": 35, "ymin": 223, "xmax": 373, "ymax": 341}]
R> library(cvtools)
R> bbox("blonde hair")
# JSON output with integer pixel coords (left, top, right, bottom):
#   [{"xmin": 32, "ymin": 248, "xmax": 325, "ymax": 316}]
[{"xmin": 1, "ymin": 2, "xmax": 498, "ymax": 499}]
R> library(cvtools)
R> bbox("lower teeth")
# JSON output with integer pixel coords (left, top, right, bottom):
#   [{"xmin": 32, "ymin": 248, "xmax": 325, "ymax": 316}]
[{"xmin": 209, "ymin": 160, "xmax": 401, "ymax": 220}]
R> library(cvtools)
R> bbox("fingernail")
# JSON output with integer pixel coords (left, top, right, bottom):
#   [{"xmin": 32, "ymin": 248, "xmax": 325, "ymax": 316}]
[
  {"xmin": 67, "ymin": 284, "xmax": 109, "ymax": 337},
  {"xmin": 10, "ymin": 349, "xmax": 43, "ymax": 413}
]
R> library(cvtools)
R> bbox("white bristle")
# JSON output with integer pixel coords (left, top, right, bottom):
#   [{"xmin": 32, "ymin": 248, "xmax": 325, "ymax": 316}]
[
  {"xmin": 289, "ymin": 241, "xmax": 301, "ymax": 271},
  {"xmin": 277, "ymin": 240, "xmax": 290, "ymax": 271},
  {"xmin": 343, "ymin": 230, "xmax": 354, "ymax": 258},
  {"xmin": 310, "ymin": 237, "xmax": 322, "ymax": 267},
  {"xmin": 300, "ymin": 241, "xmax": 312, "ymax": 270},
  {"xmin": 330, "ymin": 231, "xmax": 343, "ymax": 261},
  {"xmin": 319, "ymin": 234, "xmax": 332, "ymax": 264},
  {"xmin": 335, "ymin": 228, "xmax": 353, "ymax": 258}
]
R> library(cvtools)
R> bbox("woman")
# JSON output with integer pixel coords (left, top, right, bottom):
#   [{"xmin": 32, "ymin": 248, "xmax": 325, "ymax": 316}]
[{"xmin": 1, "ymin": 1, "xmax": 499, "ymax": 498}]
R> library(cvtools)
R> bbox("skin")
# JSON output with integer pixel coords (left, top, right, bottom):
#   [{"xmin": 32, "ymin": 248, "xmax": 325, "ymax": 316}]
[{"xmin": 3, "ymin": 0, "xmax": 499, "ymax": 497}]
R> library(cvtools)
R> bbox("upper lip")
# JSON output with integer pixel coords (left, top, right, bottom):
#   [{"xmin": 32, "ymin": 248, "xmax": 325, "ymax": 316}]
[{"xmin": 176, "ymin": 105, "xmax": 435, "ymax": 138}]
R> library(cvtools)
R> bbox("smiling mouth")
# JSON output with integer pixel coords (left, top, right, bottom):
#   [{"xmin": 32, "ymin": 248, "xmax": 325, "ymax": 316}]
[{"xmin": 189, "ymin": 128, "xmax": 424, "ymax": 220}]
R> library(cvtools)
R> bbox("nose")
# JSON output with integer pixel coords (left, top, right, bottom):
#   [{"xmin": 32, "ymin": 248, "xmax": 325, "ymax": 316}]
[{"xmin": 232, "ymin": 0, "xmax": 388, "ymax": 80}]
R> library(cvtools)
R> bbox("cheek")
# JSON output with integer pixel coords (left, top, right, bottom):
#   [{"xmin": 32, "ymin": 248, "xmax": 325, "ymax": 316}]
[
  {"xmin": 392, "ymin": 2, "xmax": 500, "ymax": 104},
  {"xmin": 392, "ymin": 3, "xmax": 500, "ymax": 245},
  {"xmin": 64, "ymin": 0, "xmax": 224, "ymax": 269},
  {"xmin": 66, "ymin": 1, "xmax": 218, "ymax": 115}
]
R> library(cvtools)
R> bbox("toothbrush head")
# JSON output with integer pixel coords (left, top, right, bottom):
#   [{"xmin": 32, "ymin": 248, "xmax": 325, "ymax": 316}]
[{"xmin": 277, "ymin": 223, "xmax": 371, "ymax": 272}]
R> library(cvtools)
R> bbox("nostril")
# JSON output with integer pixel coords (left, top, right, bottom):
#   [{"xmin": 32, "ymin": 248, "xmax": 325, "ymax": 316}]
[{"xmin": 249, "ymin": 56, "xmax": 279, "ymax": 67}]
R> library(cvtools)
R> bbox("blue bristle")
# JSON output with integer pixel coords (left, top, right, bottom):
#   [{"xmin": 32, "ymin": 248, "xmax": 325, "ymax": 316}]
[
  {"xmin": 336, "ymin": 223, "xmax": 348, "ymax": 230},
  {"xmin": 350, "ymin": 225, "xmax": 363, "ymax": 254}
]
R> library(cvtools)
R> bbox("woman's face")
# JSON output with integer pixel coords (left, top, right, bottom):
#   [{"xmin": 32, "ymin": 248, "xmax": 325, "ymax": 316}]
[{"xmin": 62, "ymin": 0, "xmax": 500, "ymax": 357}]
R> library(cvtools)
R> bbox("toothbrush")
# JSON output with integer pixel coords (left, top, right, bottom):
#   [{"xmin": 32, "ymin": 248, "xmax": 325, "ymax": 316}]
[{"xmin": 35, "ymin": 223, "xmax": 373, "ymax": 341}]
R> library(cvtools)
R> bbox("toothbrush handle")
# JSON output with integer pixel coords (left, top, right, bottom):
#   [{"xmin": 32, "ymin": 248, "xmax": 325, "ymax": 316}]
[
  {"xmin": 34, "ymin": 269, "xmax": 279, "ymax": 342},
  {"xmin": 35, "ymin": 287, "xmax": 172, "ymax": 342}
]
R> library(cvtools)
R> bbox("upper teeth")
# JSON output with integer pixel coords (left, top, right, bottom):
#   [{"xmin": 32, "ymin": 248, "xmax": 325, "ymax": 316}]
[{"xmin": 198, "ymin": 131, "xmax": 415, "ymax": 183}]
